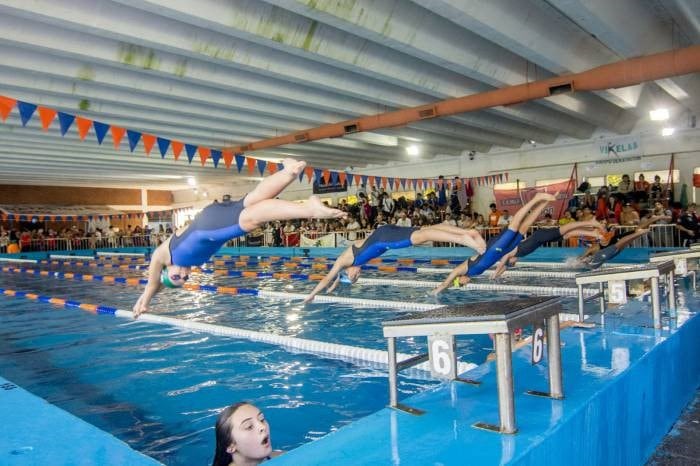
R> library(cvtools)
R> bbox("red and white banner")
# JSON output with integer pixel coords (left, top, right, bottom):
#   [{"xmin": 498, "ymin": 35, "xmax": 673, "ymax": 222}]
[{"xmin": 493, "ymin": 180, "xmax": 573, "ymax": 219}]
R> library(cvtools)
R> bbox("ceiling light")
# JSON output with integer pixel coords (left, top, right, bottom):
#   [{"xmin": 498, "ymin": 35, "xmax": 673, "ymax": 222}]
[
  {"xmin": 528, "ymin": 139, "xmax": 536, "ymax": 145},
  {"xmin": 661, "ymin": 127, "xmax": 675, "ymax": 136},
  {"xmin": 406, "ymin": 145, "xmax": 420, "ymax": 156},
  {"xmin": 187, "ymin": 177, "xmax": 196, "ymax": 187},
  {"xmin": 649, "ymin": 109, "xmax": 670, "ymax": 121}
]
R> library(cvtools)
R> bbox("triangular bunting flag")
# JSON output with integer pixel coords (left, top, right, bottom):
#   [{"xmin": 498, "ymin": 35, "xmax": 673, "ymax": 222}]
[
  {"xmin": 338, "ymin": 172, "xmax": 347, "ymax": 186},
  {"xmin": 171, "ymin": 140, "xmax": 184, "ymax": 160},
  {"xmin": 37, "ymin": 107, "xmax": 56, "ymax": 131},
  {"xmin": 17, "ymin": 101, "xmax": 37, "ymax": 126},
  {"xmin": 75, "ymin": 117, "xmax": 92, "ymax": 140},
  {"xmin": 111, "ymin": 126, "xmax": 126, "ymax": 149},
  {"xmin": 277, "ymin": 162, "xmax": 284, "ymax": 173},
  {"xmin": 235, "ymin": 154, "xmax": 245, "ymax": 173},
  {"xmin": 0, "ymin": 96, "xmax": 16, "ymax": 122},
  {"xmin": 505, "ymin": 172, "xmax": 509, "ymax": 181},
  {"xmin": 127, "ymin": 130, "xmax": 142, "ymax": 152},
  {"xmin": 346, "ymin": 172, "xmax": 353, "ymax": 186},
  {"xmin": 257, "ymin": 159, "xmax": 267, "ymax": 176},
  {"xmin": 322, "ymin": 169, "xmax": 330, "ymax": 184},
  {"xmin": 387, "ymin": 177, "xmax": 394, "ymax": 189},
  {"xmin": 93, "ymin": 121, "xmax": 110, "ymax": 144},
  {"xmin": 313, "ymin": 168, "xmax": 322, "ymax": 183},
  {"xmin": 211, "ymin": 149, "xmax": 222, "ymax": 168},
  {"xmin": 411, "ymin": 179, "xmax": 417, "ymax": 190},
  {"xmin": 222, "ymin": 150, "xmax": 233, "ymax": 169},
  {"xmin": 361, "ymin": 175, "xmax": 368, "ymax": 186},
  {"xmin": 354, "ymin": 175, "xmax": 361, "ymax": 186},
  {"xmin": 185, "ymin": 144, "xmax": 197, "ymax": 164},
  {"xmin": 142, "ymin": 134, "xmax": 156, "ymax": 156},
  {"xmin": 246, "ymin": 157, "xmax": 256, "ymax": 174},
  {"xmin": 381, "ymin": 177, "xmax": 387, "ymax": 189},
  {"xmin": 57, "ymin": 112, "xmax": 75, "ymax": 136},
  {"xmin": 304, "ymin": 166, "xmax": 314, "ymax": 183},
  {"xmin": 400, "ymin": 178, "xmax": 407, "ymax": 190},
  {"xmin": 198, "ymin": 147, "xmax": 211, "ymax": 166},
  {"xmin": 157, "ymin": 137, "xmax": 170, "ymax": 158},
  {"xmin": 267, "ymin": 162, "xmax": 277, "ymax": 175},
  {"xmin": 330, "ymin": 171, "xmax": 339, "ymax": 184}
]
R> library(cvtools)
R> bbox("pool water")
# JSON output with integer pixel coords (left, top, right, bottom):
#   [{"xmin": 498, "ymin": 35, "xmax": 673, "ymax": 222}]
[{"xmin": 0, "ymin": 254, "xmax": 595, "ymax": 465}]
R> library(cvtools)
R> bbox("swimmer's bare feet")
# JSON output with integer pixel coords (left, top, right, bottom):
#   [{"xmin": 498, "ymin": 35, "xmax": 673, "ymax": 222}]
[
  {"xmin": 307, "ymin": 195, "xmax": 347, "ymax": 219},
  {"xmin": 282, "ymin": 158, "xmax": 306, "ymax": 177},
  {"xmin": 463, "ymin": 230, "xmax": 486, "ymax": 254}
]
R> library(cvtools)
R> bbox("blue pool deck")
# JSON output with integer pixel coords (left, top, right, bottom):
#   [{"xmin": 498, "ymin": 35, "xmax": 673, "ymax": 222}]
[
  {"xmin": 272, "ymin": 296, "xmax": 700, "ymax": 466},
  {"xmin": 0, "ymin": 375, "xmax": 160, "ymax": 465}
]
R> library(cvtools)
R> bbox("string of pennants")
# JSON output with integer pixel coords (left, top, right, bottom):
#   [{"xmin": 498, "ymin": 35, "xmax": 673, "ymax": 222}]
[
  {"xmin": 0, "ymin": 212, "xmax": 146, "ymax": 223},
  {"xmin": 0, "ymin": 94, "xmax": 508, "ymax": 188}
]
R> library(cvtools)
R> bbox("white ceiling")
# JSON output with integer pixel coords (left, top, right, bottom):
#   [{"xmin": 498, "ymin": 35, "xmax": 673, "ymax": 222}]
[{"xmin": 0, "ymin": 0, "xmax": 698, "ymax": 190}]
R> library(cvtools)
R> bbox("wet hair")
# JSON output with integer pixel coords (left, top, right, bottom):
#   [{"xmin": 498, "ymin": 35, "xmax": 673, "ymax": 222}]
[{"xmin": 212, "ymin": 402, "xmax": 249, "ymax": 466}]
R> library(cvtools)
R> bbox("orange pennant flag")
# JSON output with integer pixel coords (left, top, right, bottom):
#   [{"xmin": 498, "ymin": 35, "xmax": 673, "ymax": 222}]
[
  {"xmin": 394, "ymin": 178, "xmax": 401, "ymax": 190},
  {"xmin": 222, "ymin": 150, "xmax": 233, "ymax": 169},
  {"xmin": 322, "ymin": 169, "xmax": 330, "ymax": 184},
  {"xmin": 111, "ymin": 126, "xmax": 126, "ymax": 150},
  {"xmin": 198, "ymin": 147, "xmax": 211, "ymax": 166},
  {"xmin": 304, "ymin": 166, "xmax": 314, "ymax": 183},
  {"xmin": 354, "ymin": 174, "xmax": 361, "ymax": 186},
  {"xmin": 0, "ymin": 96, "xmax": 16, "ymax": 122},
  {"xmin": 338, "ymin": 172, "xmax": 347, "ymax": 185},
  {"xmin": 268, "ymin": 162, "xmax": 277, "ymax": 175},
  {"xmin": 246, "ymin": 157, "xmax": 256, "ymax": 174},
  {"xmin": 37, "ymin": 107, "xmax": 57, "ymax": 131},
  {"xmin": 142, "ymin": 134, "xmax": 156, "ymax": 156},
  {"xmin": 171, "ymin": 140, "xmax": 184, "ymax": 160},
  {"xmin": 75, "ymin": 116, "xmax": 92, "ymax": 140}
]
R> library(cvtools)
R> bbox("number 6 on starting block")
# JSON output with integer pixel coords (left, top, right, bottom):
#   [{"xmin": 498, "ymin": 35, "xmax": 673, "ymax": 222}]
[{"xmin": 428, "ymin": 334, "xmax": 457, "ymax": 380}]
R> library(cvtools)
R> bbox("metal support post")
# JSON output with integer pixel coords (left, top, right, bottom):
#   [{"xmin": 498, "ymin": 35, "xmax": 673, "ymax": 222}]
[
  {"xmin": 387, "ymin": 337, "xmax": 398, "ymax": 407},
  {"xmin": 546, "ymin": 314, "xmax": 564, "ymax": 399},
  {"xmin": 651, "ymin": 277, "xmax": 661, "ymax": 329},
  {"xmin": 668, "ymin": 271, "xmax": 676, "ymax": 310},
  {"xmin": 577, "ymin": 284, "xmax": 584, "ymax": 322},
  {"xmin": 494, "ymin": 333, "xmax": 517, "ymax": 434},
  {"xmin": 599, "ymin": 282, "xmax": 605, "ymax": 314}
]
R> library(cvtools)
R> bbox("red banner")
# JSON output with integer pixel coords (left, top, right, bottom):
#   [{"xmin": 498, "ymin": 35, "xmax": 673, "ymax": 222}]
[{"xmin": 493, "ymin": 180, "xmax": 572, "ymax": 219}]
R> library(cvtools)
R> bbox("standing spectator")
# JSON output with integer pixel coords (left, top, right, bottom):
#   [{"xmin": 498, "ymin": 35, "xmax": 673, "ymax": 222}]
[
  {"xmin": 437, "ymin": 175, "xmax": 448, "ymax": 209},
  {"xmin": 676, "ymin": 203, "xmax": 698, "ymax": 246},
  {"xmin": 650, "ymin": 175, "xmax": 664, "ymax": 203},
  {"xmin": 381, "ymin": 192, "xmax": 395, "ymax": 217},
  {"xmin": 634, "ymin": 174, "xmax": 650, "ymax": 204},
  {"xmin": 487, "ymin": 203, "xmax": 501, "ymax": 227},
  {"xmin": 346, "ymin": 215, "xmax": 361, "ymax": 241}
]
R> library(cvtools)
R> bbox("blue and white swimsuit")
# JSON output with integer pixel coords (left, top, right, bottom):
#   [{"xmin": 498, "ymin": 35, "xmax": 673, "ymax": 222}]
[
  {"xmin": 168, "ymin": 198, "xmax": 247, "ymax": 266},
  {"xmin": 466, "ymin": 228, "xmax": 524, "ymax": 277},
  {"xmin": 351, "ymin": 225, "xmax": 418, "ymax": 266}
]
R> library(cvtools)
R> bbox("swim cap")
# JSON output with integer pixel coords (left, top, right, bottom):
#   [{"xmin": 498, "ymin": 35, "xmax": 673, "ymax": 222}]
[
  {"xmin": 160, "ymin": 268, "xmax": 179, "ymax": 288},
  {"xmin": 339, "ymin": 271, "xmax": 353, "ymax": 285}
]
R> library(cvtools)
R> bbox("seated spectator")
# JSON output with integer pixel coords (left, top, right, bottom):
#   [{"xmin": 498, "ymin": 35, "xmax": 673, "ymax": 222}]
[
  {"xmin": 634, "ymin": 174, "xmax": 650, "ymax": 204},
  {"xmin": 537, "ymin": 213, "xmax": 557, "ymax": 227},
  {"xmin": 649, "ymin": 175, "xmax": 664, "ymax": 202},
  {"xmin": 559, "ymin": 210, "xmax": 575, "ymax": 225},
  {"xmin": 212, "ymin": 402, "xmax": 282, "ymax": 466},
  {"xmin": 346, "ymin": 215, "xmax": 361, "ymax": 241},
  {"xmin": 676, "ymin": 203, "xmax": 698, "ymax": 247},
  {"xmin": 497, "ymin": 210, "xmax": 511, "ymax": 227},
  {"xmin": 620, "ymin": 202, "xmax": 640, "ymax": 226},
  {"xmin": 395, "ymin": 210, "xmax": 412, "ymax": 227},
  {"xmin": 617, "ymin": 174, "xmax": 633, "ymax": 198}
]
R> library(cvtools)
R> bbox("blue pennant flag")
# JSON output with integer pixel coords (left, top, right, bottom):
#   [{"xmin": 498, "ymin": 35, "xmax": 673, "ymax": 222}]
[
  {"xmin": 127, "ymin": 130, "xmax": 142, "ymax": 152},
  {"xmin": 277, "ymin": 163, "xmax": 284, "ymax": 173},
  {"xmin": 330, "ymin": 171, "xmax": 339, "ymax": 184},
  {"xmin": 313, "ymin": 168, "xmax": 322, "ymax": 183},
  {"xmin": 412, "ymin": 179, "xmax": 417, "ymax": 189},
  {"xmin": 185, "ymin": 144, "xmax": 197, "ymax": 164},
  {"xmin": 235, "ymin": 154, "xmax": 245, "ymax": 173},
  {"xmin": 211, "ymin": 149, "xmax": 222, "ymax": 168},
  {"xmin": 157, "ymin": 137, "xmax": 170, "ymax": 158},
  {"xmin": 387, "ymin": 177, "xmax": 394, "ymax": 189},
  {"xmin": 361, "ymin": 175, "xmax": 368, "ymax": 186},
  {"xmin": 257, "ymin": 159, "xmax": 267, "ymax": 176},
  {"xmin": 17, "ymin": 101, "xmax": 37, "ymax": 126},
  {"xmin": 346, "ymin": 172, "xmax": 353, "ymax": 186},
  {"xmin": 57, "ymin": 112, "xmax": 75, "ymax": 136},
  {"xmin": 93, "ymin": 121, "xmax": 110, "ymax": 145},
  {"xmin": 400, "ymin": 178, "xmax": 407, "ymax": 190}
]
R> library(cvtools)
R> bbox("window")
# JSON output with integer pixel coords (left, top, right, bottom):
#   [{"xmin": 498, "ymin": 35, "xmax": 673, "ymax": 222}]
[
  {"xmin": 494, "ymin": 182, "xmax": 526, "ymax": 190},
  {"xmin": 535, "ymin": 178, "xmax": 569, "ymax": 187},
  {"xmin": 583, "ymin": 176, "xmax": 606, "ymax": 188},
  {"xmin": 633, "ymin": 169, "xmax": 680, "ymax": 183}
]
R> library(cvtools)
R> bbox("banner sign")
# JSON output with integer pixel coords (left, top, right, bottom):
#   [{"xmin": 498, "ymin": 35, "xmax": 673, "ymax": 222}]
[
  {"xmin": 596, "ymin": 135, "xmax": 642, "ymax": 159},
  {"xmin": 493, "ymin": 180, "xmax": 572, "ymax": 218}
]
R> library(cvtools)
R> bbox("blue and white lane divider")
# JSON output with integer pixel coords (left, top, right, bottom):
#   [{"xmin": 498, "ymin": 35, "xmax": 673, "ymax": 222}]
[
  {"xmin": 96, "ymin": 251, "xmax": 146, "ymax": 257},
  {"xmin": 0, "ymin": 286, "xmax": 474, "ymax": 375},
  {"xmin": 0, "ymin": 257, "xmax": 38, "ymax": 264}
]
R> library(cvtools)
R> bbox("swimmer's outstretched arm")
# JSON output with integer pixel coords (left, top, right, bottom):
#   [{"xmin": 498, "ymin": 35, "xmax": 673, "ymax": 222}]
[
  {"xmin": 431, "ymin": 260, "xmax": 469, "ymax": 295},
  {"xmin": 303, "ymin": 248, "xmax": 354, "ymax": 303},
  {"xmin": 133, "ymin": 243, "xmax": 169, "ymax": 318},
  {"xmin": 492, "ymin": 249, "xmax": 517, "ymax": 279}
]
